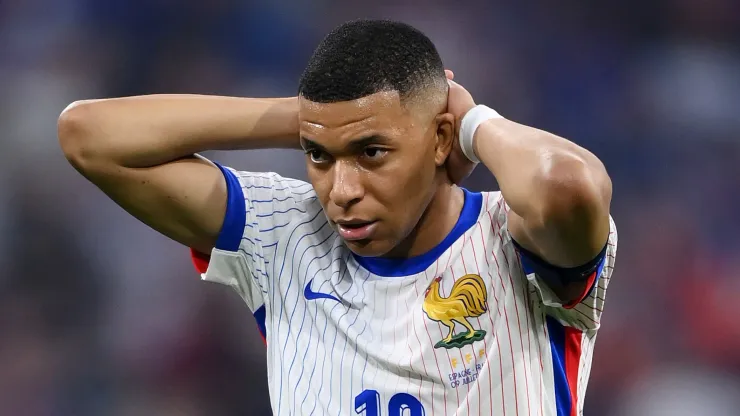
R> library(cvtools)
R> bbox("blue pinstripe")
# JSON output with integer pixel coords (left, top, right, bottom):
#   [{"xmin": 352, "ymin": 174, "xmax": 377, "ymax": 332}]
[
  {"xmin": 323, "ymin": 259, "xmax": 361, "ymax": 413},
  {"xmin": 270, "ymin": 207, "xmax": 324, "ymax": 312},
  {"xmin": 274, "ymin": 209, "xmax": 327, "ymax": 416},
  {"xmin": 366, "ymin": 277, "xmax": 387, "ymax": 394},
  {"xmin": 238, "ymin": 252, "xmax": 268, "ymax": 280},
  {"xmin": 235, "ymin": 173, "xmax": 324, "ymax": 410},
  {"xmin": 252, "ymin": 195, "xmax": 300, "ymax": 203},
  {"xmin": 238, "ymin": 247, "xmax": 269, "ymax": 262},
  {"xmin": 276, "ymin": 221, "xmax": 330, "ymax": 344},
  {"xmin": 308, "ymin": 251, "xmax": 351, "ymax": 415},
  {"xmin": 256, "ymin": 206, "xmax": 307, "ymax": 217},
  {"xmin": 242, "ymin": 184, "xmax": 315, "ymax": 196},
  {"xmin": 283, "ymin": 228, "xmax": 334, "ymax": 361},
  {"xmin": 291, "ymin": 243, "xmax": 344, "ymax": 414},
  {"xmin": 347, "ymin": 300, "xmax": 370, "ymax": 412},
  {"xmin": 298, "ymin": 267, "xmax": 341, "ymax": 415},
  {"xmin": 242, "ymin": 184, "xmax": 287, "ymax": 190},
  {"xmin": 388, "ymin": 280, "xmax": 403, "ymax": 399},
  {"xmin": 239, "ymin": 249, "xmax": 268, "ymax": 277},
  {"xmin": 260, "ymin": 222, "xmax": 291, "ymax": 233},
  {"xmin": 238, "ymin": 189, "xmax": 293, "ymax": 297},
  {"xmin": 239, "ymin": 237, "xmax": 269, "ymax": 283},
  {"xmin": 336, "ymin": 269, "xmax": 372, "ymax": 416},
  {"xmin": 357, "ymin": 286, "xmax": 373, "ymax": 393}
]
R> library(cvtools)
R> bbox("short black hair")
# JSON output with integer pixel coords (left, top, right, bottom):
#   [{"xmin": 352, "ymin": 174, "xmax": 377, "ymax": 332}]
[{"xmin": 298, "ymin": 19, "xmax": 446, "ymax": 103}]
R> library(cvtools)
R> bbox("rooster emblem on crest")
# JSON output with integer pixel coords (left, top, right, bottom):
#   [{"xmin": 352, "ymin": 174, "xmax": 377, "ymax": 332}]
[{"xmin": 423, "ymin": 274, "xmax": 489, "ymax": 349}]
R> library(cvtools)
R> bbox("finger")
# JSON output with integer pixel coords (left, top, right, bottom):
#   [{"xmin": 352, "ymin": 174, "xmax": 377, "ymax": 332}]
[{"xmin": 445, "ymin": 69, "xmax": 454, "ymax": 80}]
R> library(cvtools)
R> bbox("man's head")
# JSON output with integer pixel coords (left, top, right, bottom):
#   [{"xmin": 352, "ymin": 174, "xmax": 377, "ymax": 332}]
[{"xmin": 298, "ymin": 19, "xmax": 455, "ymax": 257}]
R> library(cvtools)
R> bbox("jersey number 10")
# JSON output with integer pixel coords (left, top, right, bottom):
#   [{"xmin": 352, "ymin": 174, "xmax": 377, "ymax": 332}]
[{"xmin": 354, "ymin": 389, "xmax": 425, "ymax": 416}]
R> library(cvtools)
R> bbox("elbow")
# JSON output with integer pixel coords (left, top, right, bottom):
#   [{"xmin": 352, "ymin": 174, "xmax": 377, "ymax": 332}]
[
  {"xmin": 535, "ymin": 153, "xmax": 612, "ymax": 227},
  {"xmin": 58, "ymin": 100, "xmax": 102, "ymax": 171}
]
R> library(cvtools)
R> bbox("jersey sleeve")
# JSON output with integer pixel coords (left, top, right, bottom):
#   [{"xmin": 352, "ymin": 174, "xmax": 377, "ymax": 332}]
[
  {"xmin": 486, "ymin": 192, "xmax": 617, "ymax": 331},
  {"xmin": 190, "ymin": 163, "xmax": 316, "ymax": 315},
  {"xmin": 519, "ymin": 217, "xmax": 617, "ymax": 331}
]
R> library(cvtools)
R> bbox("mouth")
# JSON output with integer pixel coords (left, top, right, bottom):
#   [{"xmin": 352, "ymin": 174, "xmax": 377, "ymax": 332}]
[{"xmin": 335, "ymin": 220, "xmax": 378, "ymax": 241}]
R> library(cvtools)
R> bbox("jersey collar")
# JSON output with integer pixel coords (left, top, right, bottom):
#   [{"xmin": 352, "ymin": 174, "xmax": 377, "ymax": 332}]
[{"xmin": 353, "ymin": 188, "xmax": 483, "ymax": 277}]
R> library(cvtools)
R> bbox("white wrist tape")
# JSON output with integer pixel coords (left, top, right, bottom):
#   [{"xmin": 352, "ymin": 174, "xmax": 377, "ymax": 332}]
[{"xmin": 459, "ymin": 105, "xmax": 502, "ymax": 163}]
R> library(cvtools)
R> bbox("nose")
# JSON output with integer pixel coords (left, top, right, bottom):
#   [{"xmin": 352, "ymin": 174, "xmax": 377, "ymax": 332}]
[{"xmin": 329, "ymin": 161, "xmax": 364, "ymax": 208}]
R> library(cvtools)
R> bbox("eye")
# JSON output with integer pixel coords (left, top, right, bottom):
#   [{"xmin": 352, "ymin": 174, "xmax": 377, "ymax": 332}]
[
  {"xmin": 363, "ymin": 147, "xmax": 387, "ymax": 160},
  {"xmin": 306, "ymin": 149, "xmax": 330, "ymax": 163}
]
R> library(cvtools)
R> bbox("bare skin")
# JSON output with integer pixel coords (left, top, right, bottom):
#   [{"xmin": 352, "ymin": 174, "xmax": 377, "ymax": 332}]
[
  {"xmin": 445, "ymin": 70, "xmax": 612, "ymax": 300},
  {"xmin": 58, "ymin": 71, "xmax": 611, "ymax": 303},
  {"xmin": 58, "ymin": 96, "xmax": 301, "ymax": 254},
  {"xmin": 298, "ymin": 90, "xmax": 461, "ymax": 258}
]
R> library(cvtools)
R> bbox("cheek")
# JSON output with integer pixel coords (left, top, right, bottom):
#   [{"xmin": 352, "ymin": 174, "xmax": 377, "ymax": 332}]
[
  {"xmin": 306, "ymin": 168, "xmax": 331, "ymax": 204},
  {"xmin": 399, "ymin": 147, "xmax": 439, "ymax": 192},
  {"xmin": 372, "ymin": 154, "xmax": 436, "ymax": 217}
]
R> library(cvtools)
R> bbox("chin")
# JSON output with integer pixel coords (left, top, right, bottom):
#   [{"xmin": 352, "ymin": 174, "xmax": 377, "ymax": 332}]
[{"xmin": 342, "ymin": 238, "xmax": 395, "ymax": 257}]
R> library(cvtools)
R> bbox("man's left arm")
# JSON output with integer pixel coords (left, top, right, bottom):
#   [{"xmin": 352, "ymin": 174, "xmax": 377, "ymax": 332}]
[{"xmin": 474, "ymin": 118, "xmax": 612, "ymax": 305}]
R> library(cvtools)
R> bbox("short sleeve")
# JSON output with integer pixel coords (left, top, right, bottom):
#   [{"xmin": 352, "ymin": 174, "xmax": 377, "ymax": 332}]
[
  {"xmin": 484, "ymin": 192, "xmax": 618, "ymax": 332},
  {"xmin": 190, "ymin": 163, "xmax": 317, "ymax": 314},
  {"xmin": 521, "ymin": 217, "xmax": 618, "ymax": 331}
]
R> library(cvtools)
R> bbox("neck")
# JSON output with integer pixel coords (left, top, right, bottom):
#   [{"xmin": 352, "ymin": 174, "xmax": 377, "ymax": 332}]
[{"xmin": 386, "ymin": 182, "xmax": 464, "ymax": 258}]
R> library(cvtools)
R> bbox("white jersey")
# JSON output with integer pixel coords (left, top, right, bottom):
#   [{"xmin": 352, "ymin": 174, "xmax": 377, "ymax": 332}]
[{"xmin": 192, "ymin": 166, "xmax": 618, "ymax": 416}]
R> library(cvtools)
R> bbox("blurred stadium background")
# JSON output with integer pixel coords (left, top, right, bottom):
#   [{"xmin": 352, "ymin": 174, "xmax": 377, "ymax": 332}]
[{"xmin": 2, "ymin": 0, "xmax": 740, "ymax": 415}]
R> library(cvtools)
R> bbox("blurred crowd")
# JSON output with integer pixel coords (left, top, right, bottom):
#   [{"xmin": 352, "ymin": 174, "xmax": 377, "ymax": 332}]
[{"xmin": 1, "ymin": 0, "xmax": 739, "ymax": 415}]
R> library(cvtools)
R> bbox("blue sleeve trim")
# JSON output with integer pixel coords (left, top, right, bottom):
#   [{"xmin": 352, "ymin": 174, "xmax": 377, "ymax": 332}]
[
  {"xmin": 514, "ymin": 239, "xmax": 608, "ymax": 286},
  {"xmin": 213, "ymin": 163, "xmax": 246, "ymax": 252}
]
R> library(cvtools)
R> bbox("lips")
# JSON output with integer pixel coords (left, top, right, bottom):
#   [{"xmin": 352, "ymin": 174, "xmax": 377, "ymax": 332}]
[{"xmin": 335, "ymin": 220, "xmax": 378, "ymax": 241}]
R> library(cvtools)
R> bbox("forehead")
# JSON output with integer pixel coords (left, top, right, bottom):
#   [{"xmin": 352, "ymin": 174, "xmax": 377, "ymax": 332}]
[{"xmin": 299, "ymin": 91, "xmax": 414, "ymax": 142}]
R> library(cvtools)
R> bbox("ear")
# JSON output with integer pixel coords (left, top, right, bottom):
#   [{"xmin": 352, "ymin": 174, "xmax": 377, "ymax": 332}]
[{"xmin": 433, "ymin": 112, "xmax": 455, "ymax": 167}]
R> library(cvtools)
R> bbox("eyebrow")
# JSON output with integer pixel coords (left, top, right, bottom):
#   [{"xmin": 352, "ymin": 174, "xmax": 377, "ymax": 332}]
[{"xmin": 300, "ymin": 135, "xmax": 391, "ymax": 152}]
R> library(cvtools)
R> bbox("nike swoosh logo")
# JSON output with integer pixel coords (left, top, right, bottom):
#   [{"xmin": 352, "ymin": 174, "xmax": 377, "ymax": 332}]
[{"xmin": 304, "ymin": 278, "xmax": 341, "ymax": 303}]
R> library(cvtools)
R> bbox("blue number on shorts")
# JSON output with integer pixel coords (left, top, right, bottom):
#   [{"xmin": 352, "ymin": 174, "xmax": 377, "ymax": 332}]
[{"xmin": 355, "ymin": 390, "xmax": 425, "ymax": 416}]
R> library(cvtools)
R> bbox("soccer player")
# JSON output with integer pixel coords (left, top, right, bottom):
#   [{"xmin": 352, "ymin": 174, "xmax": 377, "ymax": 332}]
[{"xmin": 59, "ymin": 19, "xmax": 617, "ymax": 416}]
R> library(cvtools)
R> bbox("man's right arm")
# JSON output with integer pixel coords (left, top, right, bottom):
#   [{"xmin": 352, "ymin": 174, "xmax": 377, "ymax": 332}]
[{"xmin": 58, "ymin": 95, "xmax": 300, "ymax": 254}]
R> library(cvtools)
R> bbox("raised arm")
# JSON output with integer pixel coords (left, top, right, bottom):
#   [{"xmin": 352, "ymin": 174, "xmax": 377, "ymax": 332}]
[
  {"xmin": 445, "ymin": 74, "xmax": 612, "ymax": 305},
  {"xmin": 58, "ymin": 95, "xmax": 300, "ymax": 254},
  {"xmin": 473, "ymin": 119, "xmax": 612, "ymax": 268},
  {"xmin": 474, "ymin": 117, "xmax": 615, "ymax": 313}
]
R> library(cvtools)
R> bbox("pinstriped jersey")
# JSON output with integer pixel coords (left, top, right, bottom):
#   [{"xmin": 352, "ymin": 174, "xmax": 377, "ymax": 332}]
[{"xmin": 193, "ymin": 166, "xmax": 618, "ymax": 416}]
